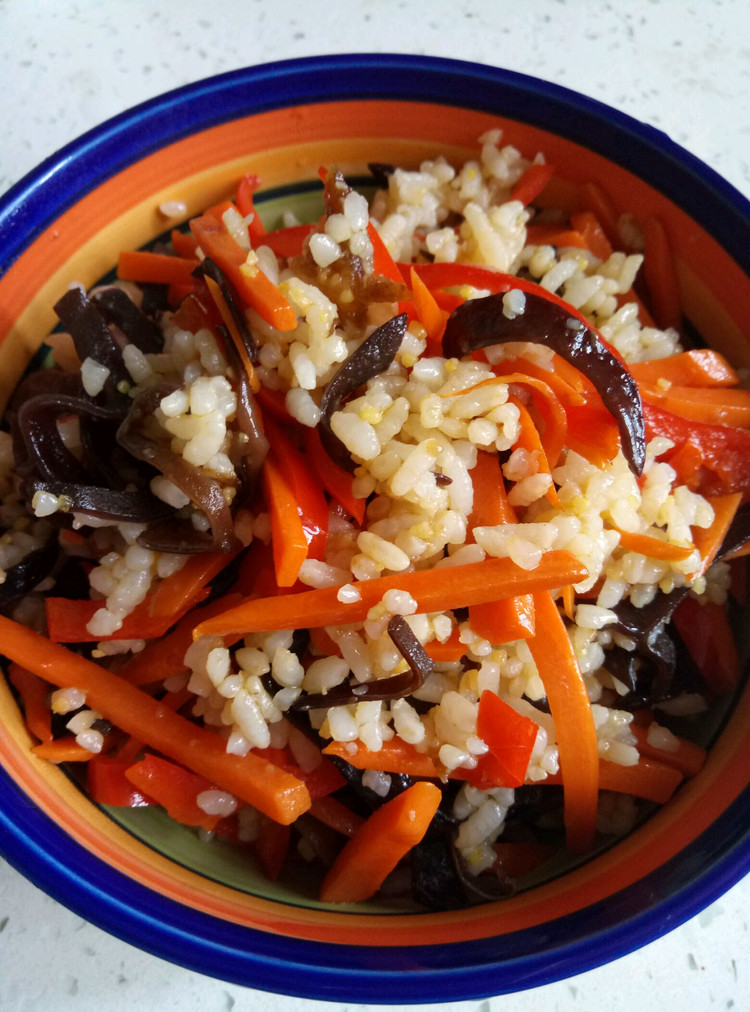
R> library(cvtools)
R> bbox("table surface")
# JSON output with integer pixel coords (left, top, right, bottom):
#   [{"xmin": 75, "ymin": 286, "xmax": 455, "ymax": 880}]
[{"xmin": 1, "ymin": 1, "xmax": 749, "ymax": 1009}]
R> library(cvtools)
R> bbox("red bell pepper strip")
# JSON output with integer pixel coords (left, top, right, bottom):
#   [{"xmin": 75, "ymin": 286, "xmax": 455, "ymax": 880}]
[
  {"xmin": 171, "ymin": 229, "xmax": 200, "ymax": 258},
  {"xmin": 476, "ymin": 690, "xmax": 539, "ymax": 787},
  {"xmin": 261, "ymin": 454, "xmax": 310, "ymax": 588},
  {"xmin": 124, "ymin": 753, "xmax": 222, "ymax": 832},
  {"xmin": 117, "ymin": 251, "xmax": 201, "ymax": 286},
  {"xmin": 641, "ymin": 216, "xmax": 682, "ymax": 332},
  {"xmin": 569, "ymin": 211, "xmax": 613, "ymax": 262},
  {"xmin": 254, "ymin": 816, "xmax": 291, "ymax": 881}
]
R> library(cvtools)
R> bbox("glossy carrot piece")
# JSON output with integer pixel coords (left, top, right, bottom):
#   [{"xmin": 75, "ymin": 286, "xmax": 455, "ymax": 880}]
[
  {"xmin": 641, "ymin": 216, "xmax": 682, "ymax": 332},
  {"xmin": 262, "ymin": 453, "xmax": 310, "ymax": 588},
  {"xmin": 630, "ymin": 724, "xmax": 706, "ymax": 778},
  {"xmin": 640, "ymin": 383, "xmax": 750, "ymax": 427},
  {"xmin": 629, "ymin": 350, "xmax": 740, "ymax": 389},
  {"xmin": 304, "ymin": 426, "xmax": 366, "ymax": 525},
  {"xmin": 7, "ymin": 663, "xmax": 53, "ymax": 743},
  {"xmin": 511, "ymin": 163, "xmax": 555, "ymax": 206},
  {"xmin": 366, "ymin": 222, "xmax": 403, "ymax": 284},
  {"xmin": 0, "ymin": 614, "xmax": 311, "ymax": 824},
  {"xmin": 569, "ymin": 211, "xmax": 613, "ymax": 261},
  {"xmin": 476, "ymin": 690, "xmax": 538, "ymax": 787},
  {"xmin": 613, "ymin": 529, "xmax": 695, "ymax": 562},
  {"xmin": 409, "ymin": 265, "xmax": 448, "ymax": 354},
  {"xmin": 45, "ymin": 590, "xmax": 210, "ymax": 644},
  {"xmin": 124, "ymin": 753, "xmax": 221, "ymax": 832},
  {"xmin": 527, "ymin": 591, "xmax": 599, "ymax": 852},
  {"xmin": 319, "ymin": 782, "xmax": 441, "ymax": 903},
  {"xmin": 31, "ymin": 738, "xmax": 95, "ymax": 762},
  {"xmin": 689, "ymin": 492, "xmax": 742, "ymax": 580},
  {"xmin": 117, "ymin": 250, "xmax": 201, "ymax": 286},
  {"xmin": 147, "ymin": 550, "xmax": 242, "ymax": 619},
  {"xmin": 525, "ymin": 225, "xmax": 587, "ymax": 249},
  {"xmin": 323, "ymin": 739, "xmax": 441, "ymax": 778},
  {"xmin": 194, "ymin": 551, "xmax": 589, "ymax": 640},
  {"xmin": 509, "ymin": 394, "xmax": 561, "ymax": 507}
]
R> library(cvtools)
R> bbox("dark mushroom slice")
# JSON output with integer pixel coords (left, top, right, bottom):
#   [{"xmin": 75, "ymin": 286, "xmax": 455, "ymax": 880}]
[
  {"xmin": 22, "ymin": 478, "xmax": 175, "ymax": 526},
  {"xmin": 442, "ymin": 290, "xmax": 647, "ymax": 475},
  {"xmin": 91, "ymin": 286, "xmax": 164, "ymax": 354},
  {"xmin": 0, "ymin": 536, "xmax": 60, "ymax": 614},
  {"xmin": 117, "ymin": 384, "xmax": 240, "ymax": 553},
  {"xmin": 318, "ymin": 312, "xmax": 408, "ymax": 472},
  {"xmin": 53, "ymin": 287, "xmax": 131, "ymax": 388}
]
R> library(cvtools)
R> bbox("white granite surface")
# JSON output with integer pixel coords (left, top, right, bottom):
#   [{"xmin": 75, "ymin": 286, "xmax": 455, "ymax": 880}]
[{"xmin": 1, "ymin": 1, "xmax": 749, "ymax": 1009}]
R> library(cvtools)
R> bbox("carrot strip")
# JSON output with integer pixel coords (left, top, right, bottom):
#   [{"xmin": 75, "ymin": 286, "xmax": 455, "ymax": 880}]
[
  {"xmin": 612, "ymin": 528, "xmax": 695, "ymax": 562},
  {"xmin": 409, "ymin": 266, "xmax": 448, "ymax": 354},
  {"xmin": 0, "ymin": 614, "xmax": 310, "ymax": 823},
  {"xmin": 119, "ymin": 594, "xmax": 243, "ymax": 687},
  {"xmin": 597, "ymin": 757, "xmax": 684, "ymax": 804},
  {"xmin": 170, "ymin": 229, "xmax": 200, "ymax": 258},
  {"xmin": 467, "ymin": 449, "xmax": 515, "ymax": 532},
  {"xmin": 31, "ymin": 738, "xmax": 95, "ymax": 763},
  {"xmin": 319, "ymin": 782, "xmax": 441, "ymax": 903},
  {"xmin": 561, "ymin": 584, "xmax": 576, "ymax": 620},
  {"xmin": 509, "ymin": 394, "xmax": 561, "ymax": 507},
  {"xmin": 117, "ymin": 251, "xmax": 201, "ymax": 286},
  {"xmin": 261, "ymin": 452, "xmax": 311, "ymax": 588},
  {"xmin": 489, "ymin": 354, "xmax": 589, "ymax": 404},
  {"xmin": 445, "ymin": 372, "xmax": 568, "ymax": 469},
  {"xmin": 630, "ymin": 724, "xmax": 706, "ymax": 778},
  {"xmin": 527, "ymin": 591, "xmax": 599, "ymax": 852},
  {"xmin": 195, "ymin": 551, "xmax": 589, "ymax": 640},
  {"xmin": 689, "ymin": 492, "xmax": 742, "ymax": 580},
  {"xmin": 579, "ymin": 182, "xmax": 620, "ymax": 247},
  {"xmin": 45, "ymin": 589, "xmax": 210, "ymax": 644},
  {"xmin": 7, "ymin": 663, "xmax": 53, "ymax": 743},
  {"xmin": 235, "ymin": 174, "xmax": 267, "ymax": 241},
  {"xmin": 511, "ymin": 163, "xmax": 555, "ymax": 206},
  {"xmin": 569, "ymin": 211, "xmax": 613, "ymax": 262},
  {"xmin": 189, "ymin": 214, "xmax": 297, "ymax": 332},
  {"xmin": 629, "ymin": 350, "xmax": 740, "ymax": 389},
  {"xmin": 261, "ymin": 224, "xmax": 314, "ymax": 259},
  {"xmin": 323, "ymin": 739, "xmax": 441, "ymax": 778},
  {"xmin": 147, "ymin": 550, "xmax": 241, "ymax": 620},
  {"xmin": 203, "ymin": 274, "xmax": 260, "ymax": 393},
  {"xmin": 641, "ymin": 217, "xmax": 682, "ymax": 332},
  {"xmin": 423, "ymin": 628, "xmax": 466, "ymax": 662},
  {"xmin": 565, "ymin": 402, "xmax": 621, "ymax": 468}
]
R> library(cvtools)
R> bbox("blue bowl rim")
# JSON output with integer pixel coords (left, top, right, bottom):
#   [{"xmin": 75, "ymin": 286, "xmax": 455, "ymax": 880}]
[{"xmin": 1, "ymin": 53, "xmax": 749, "ymax": 1002}]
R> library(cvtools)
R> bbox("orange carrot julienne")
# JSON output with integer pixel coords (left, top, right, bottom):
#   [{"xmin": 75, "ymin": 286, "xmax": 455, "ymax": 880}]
[
  {"xmin": 509, "ymin": 394, "xmax": 561, "ymax": 507},
  {"xmin": 688, "ymin": 492, "xmax": 742, "ymax": 580},
  {"xmin": 170, "ymin": 228, "xmax": 200, "ymax": 258},
  {"xmin": 423, "ymin": 627, "xmax": 466, "ymax": 662},
  {"xmin": 629, "ymin": 350, "xmax": 740, "ymax": 389},
  {"xmin": 261, "ymin": 452, "xmax": 311, "ymax": 588},
  {"xmin": 45, "ymin": 589, "xmax": 210, "ymax": 644},
  {"xmin": 525, "ymin": 225, "xmax": 587, "ymax": 249},
  {"xmin": 366, "ymin": 221, "xmax": 403, "ymax": 285},
  {"xmin": 579, "ymin": 182, "xmax": 620, "ymax": 247},
  {"xmin": 639, "ymin": 382, "xmax": 750, "ymax": 427},
  {"xmin": 189, "ymin": 214, "xmax": 297, "ymax": 332},
  {"xmin": 511, "ymin": 162, "xmax": 555, "ymax": 206},
  {"xmin": 0, "ymin": 614, "xmax": 310, "ymax": 823},
  {"xmin": 7, "ymin": 663, "xmax": 53, "ymax": 744},
  {"xmin": 489, "ymin": 354, "xmax": 589, "ymax": 404},
  {"xmin": 629, "ymin": 724, "xmax": 706, "ymax": 778},
  {"xmin": 304, "ymin": 426, "xmax": 366, "ymax": 525},
  {"xmin": 319, "ymin": 781, "xmax": 441, "ymax": 903},
  {"xmin": 31, "ymin": 738, "xmax": 96, "ymax": 763},
  {"xmin": 193, "ymin": 551, "xmax": 589, "ymax": 640},
  {"xmin": 119, "ymin": 594, "xmax": 243, "ymax": 687},
  {"xmin": 527, "ymin": 591, "xmax": 599, "ymax": 852},
  {"xmin": 612, "ymin": 528, "xmax": 695, "ymax": 562},
  {"xmin": 117, "ymin": 250, "xmax": 201, "ymax": 286},
  {"xmin": 540, "ymin": 756, "xmax": 684, "ymax": 804}
]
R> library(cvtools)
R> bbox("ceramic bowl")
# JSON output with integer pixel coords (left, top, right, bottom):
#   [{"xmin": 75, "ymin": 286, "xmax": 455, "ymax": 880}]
[{"xmin": 1, "ymin": 54, "xmax": 749, "ymax": 1003}]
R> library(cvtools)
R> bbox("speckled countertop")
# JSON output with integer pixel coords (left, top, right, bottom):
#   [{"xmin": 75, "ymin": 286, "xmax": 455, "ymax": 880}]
[{"xmin": 1, "ymin": 2, "xmax": 749, "ymax": 1010}]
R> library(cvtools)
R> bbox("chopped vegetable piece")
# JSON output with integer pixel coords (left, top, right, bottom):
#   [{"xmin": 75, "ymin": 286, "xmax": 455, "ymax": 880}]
[
  {"xmin": 87, "ymin": 755, "xmax": 153, "ymax": 807},
  {"xmin": 319, "ymin": 781, "xmax": 441, "ymax": 903},
  {"xmin": 125, "ymin": 754, "xmax": 221, "ymax": 832},
  {"xmin": 0, "ymin": 614, "xmax": 311, "ymax": 824},
  {"xmin": 527, "ymin": 591, "xmax": 599, "ymax": 852},
  {"xmin": 194, "ymin": 551, "xmax": 589, "ymax": 639},
  {"xmin": 476, "ymin": 690, "xmax": 539, "ymax": 787}
]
